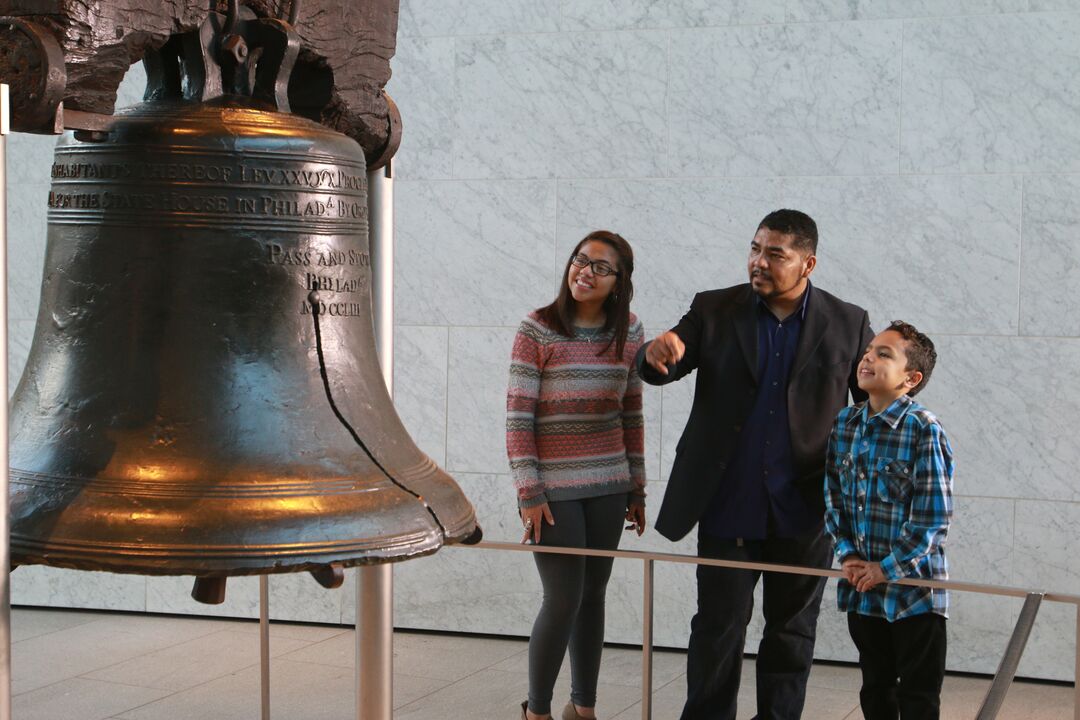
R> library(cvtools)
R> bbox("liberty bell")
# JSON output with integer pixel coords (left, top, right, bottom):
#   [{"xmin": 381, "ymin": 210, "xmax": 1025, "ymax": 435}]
[{"xmin": 5, "ymin": 5, "xmax": 479, "ymax": 602}]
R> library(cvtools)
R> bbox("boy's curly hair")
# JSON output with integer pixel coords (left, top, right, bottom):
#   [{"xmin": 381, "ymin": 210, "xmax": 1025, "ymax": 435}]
[{"xmin": 887, "ymin": 320, "xmax": 936, "ymax": 396}]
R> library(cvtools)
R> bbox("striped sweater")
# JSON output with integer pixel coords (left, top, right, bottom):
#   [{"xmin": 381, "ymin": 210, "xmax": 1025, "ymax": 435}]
[{"xmin": 506, "ymin": 310, "xmax": 646, "ymax": 508}]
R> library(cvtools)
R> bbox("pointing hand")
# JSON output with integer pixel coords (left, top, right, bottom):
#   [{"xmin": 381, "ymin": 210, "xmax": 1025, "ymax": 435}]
[{"xmin": 644, "ymin": 331, "xmax": 685, "ymax": 375}]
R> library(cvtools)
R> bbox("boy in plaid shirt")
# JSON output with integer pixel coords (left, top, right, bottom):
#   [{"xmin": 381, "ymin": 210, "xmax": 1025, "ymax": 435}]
[{"xmin": 824, "ymin": 320, "xmax": 954, "ymax": 720}]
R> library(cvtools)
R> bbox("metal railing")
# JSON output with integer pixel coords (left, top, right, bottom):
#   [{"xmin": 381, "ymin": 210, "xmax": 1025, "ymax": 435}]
[{"xmin": 457, "ymin": 540, "xmax": 1080, "ymax": 720}]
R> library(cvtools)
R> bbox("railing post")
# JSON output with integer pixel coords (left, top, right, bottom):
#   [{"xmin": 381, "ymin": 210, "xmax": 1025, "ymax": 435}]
[
  {"xmin": 259, "ymin": 575, "xmax": 270, "ymax": 720},
  {"xmin": 1074, "ymin": 604, "xmax": 1079, "ymax": 720},
  {"xmin": 976, "ymin": 592, "xmax": 1043, "ymax": 720},
  {"xmin": 641, "ymin": 557, "xmax": 653, "ymax": 720}
]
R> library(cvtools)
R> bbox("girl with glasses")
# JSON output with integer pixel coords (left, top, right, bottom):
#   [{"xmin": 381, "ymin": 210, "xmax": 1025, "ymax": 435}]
[{"xmin": 507, "ymin": 230, "xmax": 647, "ymax": 720}]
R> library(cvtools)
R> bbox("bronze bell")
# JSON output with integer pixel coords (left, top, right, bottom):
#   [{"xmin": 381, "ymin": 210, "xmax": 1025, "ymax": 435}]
[{"xmin": 7, "ymin": 7, "xmax": 479, "ymax": 601}]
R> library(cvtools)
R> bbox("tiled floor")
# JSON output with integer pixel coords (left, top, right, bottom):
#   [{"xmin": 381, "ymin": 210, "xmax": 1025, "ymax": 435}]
[{"xmin": 9, "ymin": 607, "xmax": 1075, "ymax": 719}]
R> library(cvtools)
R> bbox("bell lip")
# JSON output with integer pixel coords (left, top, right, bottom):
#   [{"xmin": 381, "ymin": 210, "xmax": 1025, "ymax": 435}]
[
  {"xmin": 9, "ymin": 538, "xmax": 447, "ymax": 577},
  {"xmin": 9, "ymin": 514, "xmax": 481, "ymax": 577},
  {"xmin": 436, "ymin": 512, "xmax": 481, "ymax": 546}
]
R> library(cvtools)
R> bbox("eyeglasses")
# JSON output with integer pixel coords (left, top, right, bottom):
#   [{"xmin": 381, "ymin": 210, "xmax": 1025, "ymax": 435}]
[{"xmin": 570, "ymin": 253, "xmax": 619, "ymax": 277}]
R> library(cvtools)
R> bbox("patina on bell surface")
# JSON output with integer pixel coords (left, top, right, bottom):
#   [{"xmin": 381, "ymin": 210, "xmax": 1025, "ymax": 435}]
[{"xmin": 7, "ymin": 8, "xmax": 479, "ymax": 589}]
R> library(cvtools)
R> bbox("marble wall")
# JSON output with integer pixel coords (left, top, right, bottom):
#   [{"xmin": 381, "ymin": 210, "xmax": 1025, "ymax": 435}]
[{"xmin": 6, "ymin": 1, "xmax": 1080, "ymax": 683}]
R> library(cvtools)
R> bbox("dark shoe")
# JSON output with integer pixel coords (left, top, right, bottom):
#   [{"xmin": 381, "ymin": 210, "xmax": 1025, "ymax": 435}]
[
  {"xmin": 520, "ymin": 700, "xmax": 528, "ymax": 719},
  {"xmin": 562, "ymin": 701, "xmax": 594, "ymax": 720}
]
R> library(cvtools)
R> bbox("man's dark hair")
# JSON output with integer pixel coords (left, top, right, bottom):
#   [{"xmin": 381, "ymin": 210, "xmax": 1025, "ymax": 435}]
[
  {"xmin": 887, "ymin": 320, "xmax": 937, "ymax": 396},
  {"xmin": 758, "ymin": 209, "xmax": 818, "ymax": 255}
]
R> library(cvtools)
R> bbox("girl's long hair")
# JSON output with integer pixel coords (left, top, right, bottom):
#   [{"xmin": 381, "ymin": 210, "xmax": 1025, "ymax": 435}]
[{"xmin": 536, "ymin": 230, "xmax": 635, "ymax": 359}]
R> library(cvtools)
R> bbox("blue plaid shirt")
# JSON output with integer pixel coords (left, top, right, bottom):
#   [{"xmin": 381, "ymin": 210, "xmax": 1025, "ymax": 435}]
[{"xmin": 824, "ymin": 395, "xmax": 954, "ymax": 621}]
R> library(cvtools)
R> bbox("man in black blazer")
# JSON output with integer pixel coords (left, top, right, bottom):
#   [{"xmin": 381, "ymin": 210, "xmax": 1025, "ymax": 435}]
[{"xmin": 637, "ymin": 209, "xmax": 872, "ymax": 720}]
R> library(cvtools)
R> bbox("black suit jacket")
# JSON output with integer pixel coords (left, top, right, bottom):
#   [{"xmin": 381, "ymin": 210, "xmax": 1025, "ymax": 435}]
[{"xmin": 636, "ymin": 284, "xmax": 873, "ymax": 542}]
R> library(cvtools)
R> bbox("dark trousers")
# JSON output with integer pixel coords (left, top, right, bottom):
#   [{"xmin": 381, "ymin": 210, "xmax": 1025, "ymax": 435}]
[
  {"xmin": 526, "ymin": 493, "xmax": 627, "ymax": 716},
  {"xmin": 681, "ymin": 530, "xmax": 832, "ymax": 720},
  {"xmin": 847, "ymin": 613, "xmax": 947, "ymax": 720}
]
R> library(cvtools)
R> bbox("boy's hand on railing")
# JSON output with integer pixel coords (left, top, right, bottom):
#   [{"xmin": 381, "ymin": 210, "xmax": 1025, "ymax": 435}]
[
  {"xmin": 841, "ymin": 556, "xmax": 865, "ymax": 584},
  {"xmin": 852, "ymin": 563, "xmax": 887, "ymax": 593}
]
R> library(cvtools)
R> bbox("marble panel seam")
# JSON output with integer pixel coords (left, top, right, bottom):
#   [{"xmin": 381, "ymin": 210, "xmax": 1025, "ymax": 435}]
[
  {"xmin": 260, "ymin": 656, "xmax": 350, "ymax": 674},
  {"xmin": 394, "ymin": 661, "xmax": 526, "ymax": 707},
  {"xmin": 1015, "ymin": 174, "xmax": 1025, "ymax": 333},
  {"xmin": 443, "ymin": 324, "xmax": 451, "ymax": 466},
  {"xmin": 553, "ymin": 176, "xmax": 559, "ymax": 289},
  {"xmin": 75, "ymin": 674, "xmax": 204, "ymax": 695},
  {"xmin": 896, "ymin": 19, "xmax": 905, "ymax": 174},
  {"xmin": 449, "ymin": 35, "xmax": 458, "ymax": 181},
  {"xmin": 949, "ymin": 494, "xmax": 1077, "ymax": 503},
  {"xmin": 399, "ymin": 25, "xmax": 743, "ymax": 41},
  {"xmin": 13, "ymin": 673, "xmax": 180, "ymax": 701},
  {"xmin": 423, "ymin": 172, "xmax": 1070, "ymax": 181},
  {"xmin": 399, "ymin": 11, "xmax": 1071, "ymax": 40},
  {"xmin": 399, "ymin": 324, "xmax": 518, "ymax": 330},
  {"xmin": 920, "ymin": 331, "xmax": 1080, "ymax": 339},
  {"xmin": 789, "ymin": 11, "xmax": 1066, "ymax": 24},
  {"xmin": 664, "ymin": 31, "xmax": 672, "ymax": 170}
]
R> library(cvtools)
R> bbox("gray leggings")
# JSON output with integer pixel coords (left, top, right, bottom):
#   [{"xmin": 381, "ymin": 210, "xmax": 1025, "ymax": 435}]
[{"xmin": 527, "ymin": 492, "xmax": 628, "ymax": 715}]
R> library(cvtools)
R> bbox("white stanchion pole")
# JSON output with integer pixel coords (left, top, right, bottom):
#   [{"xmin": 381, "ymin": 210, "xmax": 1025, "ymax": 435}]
[
  {"xmin": 356, "ymin": 161, "xmax": 394, "ymax": 720},
  {"xmin": 0, "ymin": 82, "xmax": 13, "ymax": 720}
]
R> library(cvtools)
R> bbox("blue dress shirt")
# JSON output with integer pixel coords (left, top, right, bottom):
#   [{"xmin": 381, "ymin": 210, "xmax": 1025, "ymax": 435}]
[{"xmin": 702, "ymin": 284, "xmax": 820, "ymax": 539}]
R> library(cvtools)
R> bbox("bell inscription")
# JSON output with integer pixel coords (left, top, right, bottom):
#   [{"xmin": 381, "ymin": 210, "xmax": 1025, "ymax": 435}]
[{"xmin": 47, "ymin": 152, "xmax": 369, "ymax": 230}]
